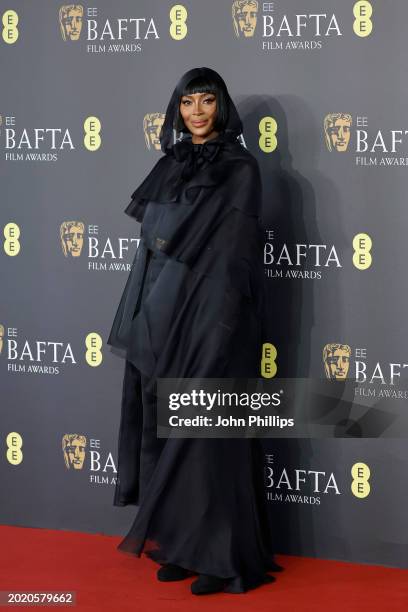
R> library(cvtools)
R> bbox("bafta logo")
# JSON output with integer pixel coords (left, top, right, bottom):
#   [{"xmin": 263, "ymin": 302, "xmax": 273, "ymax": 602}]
[
  {"xmin": 232, "ymin": 0, "xmax": 258, "ymax": 38},
  {"xmin": 0, "ymin": 324, "xmax": 4, "ymax": 355},
  {"xmin": 62, "ymin": 434, "xmax": 87, "ymax": 470},
  {"xmin": 324, "ymin": 113, "xmax": 352, "ymax": 152},
  {"xmin": 143, "ymin": 113, "xmax": 165, "ymax": 150},
  {"xmin": 323, "ymin": 343, "xmax": 351, "ymax": 380},
  {"xmin": 60, "ymin": 221, "xmax": 84, "ymax": 257},
  {"xmin": 59, "ymin": 4, "xmax": 83, "ymax": 41}
]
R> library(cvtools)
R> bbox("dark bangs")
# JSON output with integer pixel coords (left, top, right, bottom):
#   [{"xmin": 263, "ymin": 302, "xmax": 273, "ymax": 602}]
[{"xmin": 176, "ymin": 75, "xmax": 229, "ymax": 133}]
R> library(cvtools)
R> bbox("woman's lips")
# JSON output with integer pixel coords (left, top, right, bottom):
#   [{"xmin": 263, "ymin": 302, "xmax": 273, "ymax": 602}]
[{"xmin": 191, "ymin": 120, "xmax": 207, "ymax": 126}]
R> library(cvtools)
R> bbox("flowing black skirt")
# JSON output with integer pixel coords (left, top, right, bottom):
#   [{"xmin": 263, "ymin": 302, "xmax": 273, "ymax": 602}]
[
  {"xmin": 115, "ymin": 360, "xmax": 278, "ymax": 593},
  {"xmin": 113, "ymin": 251, "xmax": 279, "ymax": 593}
]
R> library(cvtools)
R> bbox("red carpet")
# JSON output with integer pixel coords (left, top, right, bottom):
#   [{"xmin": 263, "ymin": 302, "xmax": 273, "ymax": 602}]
[{"xmin": 0, "ymin": 526, "xmax": 406, "ymax": 611}]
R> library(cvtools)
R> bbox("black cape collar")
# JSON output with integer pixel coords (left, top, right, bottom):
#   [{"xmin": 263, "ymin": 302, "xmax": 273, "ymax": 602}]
[{"xmin": 170, "ymin": 131, "xmax": 239, "ymax": 182}]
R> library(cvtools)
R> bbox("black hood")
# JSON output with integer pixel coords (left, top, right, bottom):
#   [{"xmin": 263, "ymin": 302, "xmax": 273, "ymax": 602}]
[{"xmin": 159, "ymin": 67, "xmax": 244, "ymax": 155}]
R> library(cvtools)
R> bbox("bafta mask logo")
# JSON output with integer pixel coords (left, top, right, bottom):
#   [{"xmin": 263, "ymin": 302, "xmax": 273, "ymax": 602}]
[
  {"xmin": 143, "ymin": 113, "xmax": 165, "ymax": 150},
  {"xmin": 0, "ymin": 324, "xmax": 4, "ymax": 354},
  {"xmin": 323, "ymin": 343, "xmax": 351, "ymax": 380},
  {"xmin": 59, "ymin": 5, "xmax": 83, "ymax": 41},
  {"xmin": 324, "ymin": 113, "xmax": 352, "ymax": 152},
  {"xmin": 62, "ymin": 434, "xmax": 86, "ymax": 470},
  {"xmin": 60, "ymin": 221, "xmax": 84, "ymax": 257},
  {"xmin": 232, "ymin": 0, "xmax": 258, "ymax": 38}
]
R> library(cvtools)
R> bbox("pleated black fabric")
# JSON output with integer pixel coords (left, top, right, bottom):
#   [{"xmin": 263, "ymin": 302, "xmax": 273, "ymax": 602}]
[{"xmin": 107, "ymin": 67, "xmax": 278, "ymax": 592}]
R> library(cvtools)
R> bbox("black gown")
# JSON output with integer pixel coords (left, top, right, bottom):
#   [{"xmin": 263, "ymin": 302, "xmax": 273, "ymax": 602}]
[
  {"xmin": 111, "ymin": 259, "xmax": 277, "ymax": 592},
  {"xmin": 108, "ymin": 98, "xmax": 280, "ymax": 592}
]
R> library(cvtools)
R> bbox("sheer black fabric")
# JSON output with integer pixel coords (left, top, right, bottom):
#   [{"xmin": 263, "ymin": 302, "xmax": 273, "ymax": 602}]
[{"xmin": 107, "ymin": 67, "xmax": 279, "ymax": 592}]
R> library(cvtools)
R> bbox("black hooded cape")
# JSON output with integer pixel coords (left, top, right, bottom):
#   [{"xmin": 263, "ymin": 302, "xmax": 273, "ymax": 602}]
[{"xmin": 107, "ymin": 67, "xmax": 265, "ymax": 392}]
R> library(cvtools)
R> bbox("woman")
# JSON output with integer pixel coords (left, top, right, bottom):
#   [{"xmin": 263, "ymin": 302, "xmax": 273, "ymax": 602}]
[{"xmin": 107, "ymin": 67, "xmax": 282, "ymax": 595}]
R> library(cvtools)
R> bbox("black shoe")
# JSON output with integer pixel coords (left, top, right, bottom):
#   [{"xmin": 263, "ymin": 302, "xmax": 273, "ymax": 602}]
[
  {"xmin": 157, "ymin": 563, "xmax": 195, "ymax": 582},
  {"xmin": 269, "ymin": 560, "xmax": 284, "ymax": 572},
  {"xmin": 191, "ymin": 574, "xmax": 226, "ymax": 595}
]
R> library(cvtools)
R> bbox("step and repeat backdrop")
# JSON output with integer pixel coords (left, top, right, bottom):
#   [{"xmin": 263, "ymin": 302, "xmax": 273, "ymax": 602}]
[{"xmin": 1, "ymin": 1, "xmax": 407, "ymax": 568}]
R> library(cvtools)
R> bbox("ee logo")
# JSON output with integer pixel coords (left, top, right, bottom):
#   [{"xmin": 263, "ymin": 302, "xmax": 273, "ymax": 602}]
[
  {"xmin": 85, "ymin": 332, "xmax": 103, "ymax": 367},
  {"xmin": 351, "ymin": 462, "xmax": 371, "ymax": 498},
  {"xmin": 2, "ymin": 10, "xmax": 18, "ymax": 44},
  {"xmin": 259, "ymin": 117, "xmax": 278, "ymax": 153},
  {"xmin": 3, "ymin": 222, "xmax": 21, "ymax": 256},
  {"xmin": 261, "ymin": 342, "xmax": 277, "ymax": 378}
]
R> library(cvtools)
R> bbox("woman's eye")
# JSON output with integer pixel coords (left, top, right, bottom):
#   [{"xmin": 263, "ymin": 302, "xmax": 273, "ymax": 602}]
[{"xmin": 181, "ymin": 98, "xmax": 214, "ymax": 106}]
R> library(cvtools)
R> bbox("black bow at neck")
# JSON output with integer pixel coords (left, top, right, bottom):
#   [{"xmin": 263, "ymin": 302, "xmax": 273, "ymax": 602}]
[{"xmin": 172, "ymin": 134, "xmax": 224, "ymax": 181}]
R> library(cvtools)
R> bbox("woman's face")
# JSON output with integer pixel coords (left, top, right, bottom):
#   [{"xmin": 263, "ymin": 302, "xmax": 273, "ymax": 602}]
[{"xmin": 179, "ymin": 91, "xmax": 219, "ymax": 144}]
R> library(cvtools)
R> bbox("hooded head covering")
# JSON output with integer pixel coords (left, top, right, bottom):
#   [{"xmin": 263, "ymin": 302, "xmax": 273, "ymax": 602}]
[
  {"xmin": 158, "ymin": 67, "xmax": 244, "ymax": 183},
  {"xmin": 159, "ymin": 66, "xmax": 244, "ymax": 155}
]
